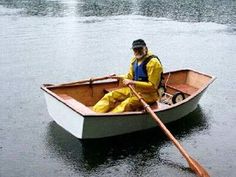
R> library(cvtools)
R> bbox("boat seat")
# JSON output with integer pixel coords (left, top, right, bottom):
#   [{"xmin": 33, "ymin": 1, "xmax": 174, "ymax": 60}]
[
  {"xmin": 166, "ymin": 83, "xmax": 198, "ymax": 95},
  {"xmin": 57, "ymin": 94, "xmax": 94, "ymax": 114}
]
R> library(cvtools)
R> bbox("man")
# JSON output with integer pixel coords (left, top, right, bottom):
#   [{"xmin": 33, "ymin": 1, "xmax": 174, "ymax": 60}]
[{"xmin": 93, "ymin": 39, "xmax": 163, "ymax": 113}]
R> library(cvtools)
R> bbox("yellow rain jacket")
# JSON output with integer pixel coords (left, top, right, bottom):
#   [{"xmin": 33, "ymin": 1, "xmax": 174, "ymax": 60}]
[{"xmin": 93, "ymin": 51, "xmax": 163, "ymax": 113}]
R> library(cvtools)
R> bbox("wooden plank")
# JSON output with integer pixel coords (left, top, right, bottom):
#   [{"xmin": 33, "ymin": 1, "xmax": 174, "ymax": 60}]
[
  {"xmin": 51, "ymin": 81, "xmax": 119, "ymax": 106},
  {"xmin": 186, "ymin": 71, "xmax": 211, "ymax": 88},
  {"xmin": 166, "ymin": 83, "xmax": 198, "ymax": 95},
  {"xmin": 57, "ymin": 94, "xmax": 94, "ymax": 114}
]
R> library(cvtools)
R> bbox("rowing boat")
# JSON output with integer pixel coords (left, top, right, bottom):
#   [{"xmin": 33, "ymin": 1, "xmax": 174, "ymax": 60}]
[{"xmin": 41, "ymin": 69, "xmax": 215, "ymax": 139}]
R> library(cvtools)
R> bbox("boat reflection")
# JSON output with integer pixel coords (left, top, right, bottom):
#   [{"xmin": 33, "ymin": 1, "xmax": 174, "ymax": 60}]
[{"xmin": 45, "ymin": 106, "xmax": 209, "ymax": 174}]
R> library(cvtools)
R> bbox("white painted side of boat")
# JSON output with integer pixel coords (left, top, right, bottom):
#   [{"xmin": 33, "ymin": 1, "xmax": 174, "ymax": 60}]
[
  {"xmin": 42, "ymin": 84, "xmax": 208, "ymax": 139},
  {"xmin": 81, "ymin": 89, "xmax": 206, "ymax": 139},
  {"xmin": 43, "ymin": 92, "xmax": 84, "ymax": 139}
]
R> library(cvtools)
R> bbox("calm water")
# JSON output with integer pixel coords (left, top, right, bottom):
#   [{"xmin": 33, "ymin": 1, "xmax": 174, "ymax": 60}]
[{"xmin": 0, "ymin": 0, "xmax": 236, "ymax": 177}]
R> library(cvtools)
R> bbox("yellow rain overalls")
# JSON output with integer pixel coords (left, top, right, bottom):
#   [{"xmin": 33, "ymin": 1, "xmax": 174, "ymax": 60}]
[{"xmin": 93, "ymin": 51, "xmax": 163, "ymax": 113}]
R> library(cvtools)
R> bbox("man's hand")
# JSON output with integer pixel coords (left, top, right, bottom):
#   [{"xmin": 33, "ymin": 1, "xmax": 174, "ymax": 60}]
[{"xmin": 123, "ymin": 79, "xmax": 135, "ymax": 86}]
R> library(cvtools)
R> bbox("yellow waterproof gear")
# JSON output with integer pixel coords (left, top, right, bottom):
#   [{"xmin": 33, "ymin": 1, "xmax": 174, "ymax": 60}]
[
  {"xmin": 125, "ymin": 51, "xmax": 163, "ymax": 93},
  {"xmin": 93, "ymin": 51, "xmax": 163, "ymax": 113},
  {"xmin": 92, "ymin": 87, "xmax": 158, "ymax": 113}
]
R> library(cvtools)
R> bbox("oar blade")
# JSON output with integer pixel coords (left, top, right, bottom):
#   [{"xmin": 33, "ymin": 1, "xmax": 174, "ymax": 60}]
[{"xmin": 188, "ymin": 157, "xmax": 210, "ymax": 177}]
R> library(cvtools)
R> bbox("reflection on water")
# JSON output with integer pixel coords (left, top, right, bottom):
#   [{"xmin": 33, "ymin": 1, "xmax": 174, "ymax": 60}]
[
  {"xmin": 0, "ymin": 0, "xmax": 66, "ymax": 16},
  {"xmin": 78, "ymin": 0, "xmax": 132, "ymax": 17},
  {"xmin": 0, "ymin": 0, "xmax": 235, "ymax": 24},
  {"xmin": 46, "ymin": 106, "xmax": 209, "ymax": 175},
  {"xmin": 138, "ymin": 0, "xmax": 236, "ymax": 24}
]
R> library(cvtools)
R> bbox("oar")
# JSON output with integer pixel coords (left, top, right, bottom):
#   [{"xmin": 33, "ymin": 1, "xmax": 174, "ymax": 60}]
[
  {"xmin": 128, "ymin": 84, "xmax": 210, "ymax": 177},
  {"xmin": 43, "ymin": 74, "xmax": 117, "ymax": 88}
]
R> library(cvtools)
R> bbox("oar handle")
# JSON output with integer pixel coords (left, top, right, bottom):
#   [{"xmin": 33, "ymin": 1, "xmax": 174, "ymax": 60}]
[
  {"xmin": 44, "ymin": 74, "xmax": 118, "ymax": 88},
  {"xmin": 128, "ymin": 84, "xmax": 209, "ymax": 177}
]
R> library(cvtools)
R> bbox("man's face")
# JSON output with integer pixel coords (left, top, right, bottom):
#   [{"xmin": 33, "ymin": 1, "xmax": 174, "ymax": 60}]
[{"xmin": 133, "ymin": 47, "xmax": 147, "ymax": 59}]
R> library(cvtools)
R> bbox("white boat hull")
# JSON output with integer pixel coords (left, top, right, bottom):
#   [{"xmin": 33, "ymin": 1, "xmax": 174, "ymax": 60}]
[{"xmin": 43, "ymin": 88, "xmax": 206, "ymax": 139}]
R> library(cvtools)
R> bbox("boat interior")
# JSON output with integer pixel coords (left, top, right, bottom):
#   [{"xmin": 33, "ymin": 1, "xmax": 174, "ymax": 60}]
[{"xmin": 43, "ymin": 69, "xmax": 214, "ymax": 114}]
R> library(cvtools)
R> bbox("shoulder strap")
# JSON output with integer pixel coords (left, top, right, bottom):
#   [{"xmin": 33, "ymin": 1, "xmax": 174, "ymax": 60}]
[
  {"xmin": 143, "ymin": 55, "xmax": 162, "ymax": 72},
  {"xmin": 143, "ymin": 55, "xmax": 164, "ymax": 88}
]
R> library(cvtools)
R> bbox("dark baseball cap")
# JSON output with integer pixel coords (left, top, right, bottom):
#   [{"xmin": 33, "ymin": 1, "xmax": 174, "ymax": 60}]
[{"xmin": 132, "ymin": 39, "xmax": 146, "ymax": 49}]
